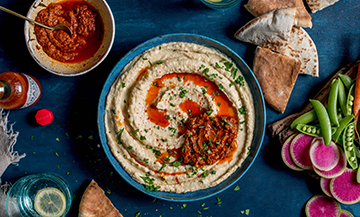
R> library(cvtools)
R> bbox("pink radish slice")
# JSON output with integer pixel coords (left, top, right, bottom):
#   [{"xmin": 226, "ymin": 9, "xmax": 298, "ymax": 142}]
[
  {"xmin": 281, "ymin": 134, "xmax": 303, "ymax": 171},
  {"xmin": 310, "ymin": 140, "xmax": 340, "ymax": 171},
  {"xmin": 289, "ymin": 133, "xmax": 314, "ymax": 169},
  {"xmin": 340, "ymin": 210, "xmax": 354, "ymax": 217},
  {"xmin": 320, "ymin": 177, "xmax": 333, "ymax": 197},
  {"xmin": 313, "ymin": 146, "xmax": 347, "ymax": 179},
  {"xmin": 330, "ymin": 168, "xmax": 360, "ymax": 204},
  {"xmin": 305, "ymin": 194, "xmax": 340, "ymax": 217}
]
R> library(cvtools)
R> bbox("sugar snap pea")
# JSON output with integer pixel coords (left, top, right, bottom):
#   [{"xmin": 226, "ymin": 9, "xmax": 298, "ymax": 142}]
[
  {"xmin": 328, "ymin": 79, "xmax": 340, "ymax": 126},
  {"xmin": 332, "ymin": 114, "xmax": 354, "ymax": 143},
  {"xmin": 346, "ymin": 83, "xmax": 355, "ymax": 116},
  {"xmin": 338, "ymin": 78, "xmax": 348, "ymax": 116},
  {"xmin": 342, "ymin": 121, "xmax": 358, "ymax": 169},
  {"xmin": 339, "ymin": 74, "xmax": 353, "ymax": 90},
  {"xmin": 290, "ymin": 110, "xmax": 317, "ymax": 129},
  {"xmin": 310, "ymin": 99, "xmax": 332, "ymax": 146},
  {"xmin": 296, "ymin": 124, "xmax": 336, "ymax": 137}
]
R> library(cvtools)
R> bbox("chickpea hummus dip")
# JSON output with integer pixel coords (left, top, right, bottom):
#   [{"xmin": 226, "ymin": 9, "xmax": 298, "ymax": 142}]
[{"xmin": 104, "ymin": 42, "xmax": 255, "ymax": 193}]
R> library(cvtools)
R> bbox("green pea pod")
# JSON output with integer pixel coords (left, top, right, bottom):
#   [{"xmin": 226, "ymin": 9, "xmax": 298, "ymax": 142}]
[
  {"xmin": 346, "ymin": 84, "xmax": 355, "ymax": 116},
  {"xmin": 332, "ymin": 114, "xmax": 354, "ymax": 143},
  {"xmin": 339, "ymin": 74, "xmax": 353, "ymax": 90},
  {"xmin": 290, "ymin": 110, "xmax": 317, "ymax": 129},
  {"xmin": 310, "ymin": 99, "xmax": 332, "ymax": 146},
  {"xmin": 342, "ymin": 121, "xmax": 358, "ymax": 170},
  {"xmin": 296, "ymin": 124, "xmax": 337, "ymax": 137},
  {"xmin": 328, "ymin": 79, "xmax": 339, "ymax": 126},
  {"xmin": 338, "ymin": 78, "xmax": 348, "ymax": 116}
]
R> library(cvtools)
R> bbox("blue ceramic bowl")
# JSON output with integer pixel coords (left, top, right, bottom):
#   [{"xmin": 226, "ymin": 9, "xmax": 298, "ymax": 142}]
[{"xmin": 97, "ymin": 33, "xmax": 266, "ymax": 202}]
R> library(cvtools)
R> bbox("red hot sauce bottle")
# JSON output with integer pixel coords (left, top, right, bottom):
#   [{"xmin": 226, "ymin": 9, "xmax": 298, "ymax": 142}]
[{"xmin": 0, "ymin": 71, "xmax": 42, "ymax": 109}]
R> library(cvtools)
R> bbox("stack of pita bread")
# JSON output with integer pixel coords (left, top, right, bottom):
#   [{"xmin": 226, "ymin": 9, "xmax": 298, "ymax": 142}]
[
  {"xmin": 235, "ymin": 6, "xmax": 318, "ymax": 113},
  {"xmin": 78, "ymin": 180, "xmax": 123, "ymax": 217}
]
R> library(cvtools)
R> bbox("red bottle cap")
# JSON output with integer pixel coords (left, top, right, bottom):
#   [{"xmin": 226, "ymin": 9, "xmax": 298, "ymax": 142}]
[{"xmin": 35, "ymin": 109, "xmax": 54, "ymax": 126}]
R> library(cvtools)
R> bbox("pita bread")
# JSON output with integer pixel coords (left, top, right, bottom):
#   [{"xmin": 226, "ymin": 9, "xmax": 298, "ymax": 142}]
[
  {"xmin": 234, "ymin": 7, "xmax": 297, "ymax": 46},
  {"xmin": 79, "ymin": 180, "xmax": 123, "ymax": 217},
  {"xmin": 234, "ymin": 8, "xmax": 319, "ymax": 77},
  {"xmin": 306, "ymin": 0, "xmax": 340, "ymax": 13},
  {"xmin": 244, "ymin": 0, "xmax": 312, "ymax": 28},
  {"xmin": 253, "ymin": 47, "xmax": 301, "ymax": 113}
]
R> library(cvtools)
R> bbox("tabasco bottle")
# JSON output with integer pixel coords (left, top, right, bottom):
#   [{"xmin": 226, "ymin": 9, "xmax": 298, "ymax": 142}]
[{"xmin": 0, "ymin": 71, "xmax": 42, "ymax": 109}]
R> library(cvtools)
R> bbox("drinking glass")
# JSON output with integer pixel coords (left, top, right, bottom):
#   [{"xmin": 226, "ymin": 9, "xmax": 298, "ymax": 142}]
[
  {"xmin": 6, "ymin": 173, "xmax": 72, "ymax": 217},
  {"xmin": 200, "ymin": 0, "xmax": 241, "ymax": 9}
]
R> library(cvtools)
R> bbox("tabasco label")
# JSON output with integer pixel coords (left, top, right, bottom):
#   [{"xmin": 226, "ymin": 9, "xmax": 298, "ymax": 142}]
[{"xmin": 20, "ymin": 74, "xmax": 41, "ymax": 109}]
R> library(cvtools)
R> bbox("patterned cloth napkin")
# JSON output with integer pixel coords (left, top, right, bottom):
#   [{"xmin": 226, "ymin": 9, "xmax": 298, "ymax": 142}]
[{"xmin": 0, "ymin": 109, "xmax": 25, "ymax": 216}]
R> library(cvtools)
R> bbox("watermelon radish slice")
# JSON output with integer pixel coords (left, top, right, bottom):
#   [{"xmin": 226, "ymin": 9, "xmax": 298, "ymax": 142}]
[
  {"xmin": 313, "ymin": 146, "xmax": 347, "ymax": 179},
  {"xmin": 330, "ymin": 168, "xmax": 360, "ymax": 204},
  {"xmin": 290, "ymin": 133, "xmax": 314, "ymax": 169},
  {"xmin": 281, "ymin": 134, "xmax": 304, "ymax": 171},
  {"xmin": 320, "ymin": 177, "xmax": 333, "ymax": 197},
  {"xmin": 340, "ymin": 210, "xmax": 354, "ymax": 217},
  {"xmin": 305, "ymin": 194, "xmax": 340, "ymax": 217},
  {"xmin": 310, "ymin": 140, "xmax": 340, "ymax": 171}
]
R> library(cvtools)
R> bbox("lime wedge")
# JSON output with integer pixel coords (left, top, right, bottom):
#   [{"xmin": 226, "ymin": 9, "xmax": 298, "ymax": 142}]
[{"xmin": 34, "ymin": 187, "xmax": 66, "ymax": 217}]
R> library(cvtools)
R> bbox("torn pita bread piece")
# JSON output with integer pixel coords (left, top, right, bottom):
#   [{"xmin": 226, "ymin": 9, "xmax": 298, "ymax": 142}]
[
  {"xmin": 79, "ymin": 180, "xmax": 123, "ymax": 217},
  {"xmin": 244, "ymin": 0, "xmax": 312, "ymax": 28},
  {"xmin": 234, "ymin": 7, "xmax": 297, "ymax": 47},
  {"xmin": 306, "ymin": 0, "xmax": 340, "ymax": 13},
  {"xmin": 253, "ymin": 47, "xmax": 301, "ymax": 113},
  {"xmin": 234, "ymin": 8, "xmax": 319, "ymax": 77}
]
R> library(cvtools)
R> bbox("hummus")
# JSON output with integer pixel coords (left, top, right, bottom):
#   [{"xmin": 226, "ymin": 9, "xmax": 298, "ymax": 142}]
[{"xmin": 105, "ymin": 42, "xmax": 255, "ymax": 193}]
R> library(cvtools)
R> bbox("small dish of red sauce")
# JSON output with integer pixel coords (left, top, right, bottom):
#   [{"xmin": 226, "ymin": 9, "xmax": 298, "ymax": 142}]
[{"xmin": 25, "ymin": 0, "xmax": 115, "ymax": 76}]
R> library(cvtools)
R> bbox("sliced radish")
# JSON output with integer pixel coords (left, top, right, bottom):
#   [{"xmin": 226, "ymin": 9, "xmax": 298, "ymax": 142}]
[
  {"xmin": 281, "ymin": 134, "xmax": 303, "ymax": 171},
  {"xmin": 313, "ymin": 146, "xmax": 347, "ymax": 179},
  {"xmin": 340, "ymin": 209, "xmax": 354, "ymax": 217},
  {"xmin": 320, "ymin": 177, "xmax": 333, "ymax": 197},
  {"xmin": 310, "ymin": 140, "xmax": 340, "ymax": 171},
  {"xmin": 305, "ymin": 194, "xmax": 340, "ymax": 217},
  {"xmin": 330, "ymin": 168, "xmax": 360, "ymax": 204},
  {"xmin": 289, "ymin": 133, "xmax": 314, "ymax": 169}
]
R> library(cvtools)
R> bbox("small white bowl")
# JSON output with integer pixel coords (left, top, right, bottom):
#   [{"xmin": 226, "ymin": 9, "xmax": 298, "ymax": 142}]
[{"xmin": 24, "ymin": 0, "xmax": 115, "ymax": 76}]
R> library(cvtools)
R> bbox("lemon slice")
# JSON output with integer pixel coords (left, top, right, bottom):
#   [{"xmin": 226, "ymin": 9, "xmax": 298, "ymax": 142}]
[{"xmin": 34, "ymin": 187, "xmax": 66, "ymax": 217}]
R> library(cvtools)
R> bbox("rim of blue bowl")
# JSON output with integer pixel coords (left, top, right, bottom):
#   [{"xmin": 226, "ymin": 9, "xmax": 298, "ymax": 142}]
[{"xmin": 97, "ymin": 33, "xmax": 266, "ymax": 202}]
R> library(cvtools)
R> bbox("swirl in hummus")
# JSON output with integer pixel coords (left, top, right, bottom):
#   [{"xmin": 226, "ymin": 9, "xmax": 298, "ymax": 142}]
[{"xmin": 105, "ymin": 42, "xmax": 255, "ymax": 193}]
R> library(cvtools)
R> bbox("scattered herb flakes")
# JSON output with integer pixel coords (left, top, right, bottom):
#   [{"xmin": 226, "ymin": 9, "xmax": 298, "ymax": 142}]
[
  {"xmin": 76, "ymin": 135, "xmax": 83, "ymax": 140},
  {"xmin": 241, "ymin": 209, "xmax": 250, "ymax": 215},
  {"xmin": 88, "ymin": 135, "xmax": 94, "ymax": 140},
  {"xmin": 140, "ymin": 136, "xmax": 146, "ymax": 140},
  {"xmin": 181, "ymin": 204, "xmax": 187, "ymax": 209},
  {"xmin": 142, "ymin": 57, "xmax": 148, "ymax": 60},
  {"xmin": 127, "ymin": 146, "xmax": 133, "ymax": 150},
  {"xmin": 148, "ymin": 60, "xmax": 153, "ymax": 66},
  {"xmin": 132, "ymin": 129, "xmax": 140, "ymax": 135},
  {"xmin": 216, "ymin": 197, "xmax": 222, "ymax": 205},
  {"xmin": 153, "ymin": 81, "xmax": 159, "ymax": 86},
  {"xmin": 157, "ymin": 60, "xmax": 163, "ymax": 64},
  {"xmin": 158, "ymin": 162, "xmax": 166, "ymax": 172},
  {"xmin": 32, "ymin": 151, "xmax": 36, "ymax": 154},
  {"xmin": 234, "ymin": 185, "xmax": 241, "ymax": 191},
  {"xmin": 117, "ymin": 128, "xmax": 124, "ymax": 144},
  {"xmin": 152, "ymin": 198, "xmax": 157, "ymax": 203},
  {"xmin": 66, "ymin": 172, "xmax": 70, "ymax": 176},
  {"xmin": 122, "ymin": 82, "xmax": 126, "ymax": 88},
  {"xmin": 55, "ymin": 152, "xmax": 60, "ymax": 157},
  {"xmin": 106, "ymin": 187, "xmax": 111, "ymax": 194},
  {"xmin": 239, "ymin": 106, "xmax": 246, "ymax": 115},
  {"xmin": 65, "ymin": 133, "xmax": 69, "ymax": 137},
  {"xmin": 30, "ymin": 136, "xmax": 34, "ymax": 140},
  {"xmin": 203, "ymin": 207, "xmax": 210, "ymax": 210},
  {"xmin": 172, "ymin": 161, "xmax": 181, "ymax": 167},
  {"xmin": 55, "ymin": 138, "xmax": 60, "ymax": 142},
  {"xmin": 135, "ymin": 211, "xmax": 141, "ymax": 217}
]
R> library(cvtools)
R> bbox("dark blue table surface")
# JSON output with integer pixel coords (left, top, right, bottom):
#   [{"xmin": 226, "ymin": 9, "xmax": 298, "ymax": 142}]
[{"xmin": 1, "ymin": 0, "xmax": 360, "ymax": 216}]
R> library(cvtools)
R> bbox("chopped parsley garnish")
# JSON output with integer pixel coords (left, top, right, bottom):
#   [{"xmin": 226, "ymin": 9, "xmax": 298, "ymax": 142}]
[
  {"xmin": 216, "ymin": 197, "xmax": 222, "ymax": 205},
  {"xmin": 172, "ymin": 161, "xmax": 181, "ymax": 167},
  {"xmin": 234, "ymin": 185, "xmax": 241, "ymax": 191},
  {"xmin": 157, "ymin": 60, "xmax": 163, "ymax": 64},
  {"xmin": 140, "ymin": 136, "xmax": 146, "ymax": 140},
  {"xmin": 158, "ymin": 162, "xmax": 166, "ymax": 172},
  {"xmin": 231, "ymin": 68, "xmax": 238, "ymax": 79},
  {"xmin": 153, "ymin": 81, "xmax": 158, "ymax": 86},
  {"xmin": 239, "ymin": 106, "xmax": 246, "ymax": 114},
  {"xmin": 122, "ymin": 82, "xmax": 126, "ymax": 88},
  {"xmin": 132, "ymin": 129, "xmax": 139, "ymax": 135},
  {"xmin": 179, "ymin": 89, "xmax": 189, "ymax": 98},
  {"xmin": 117, "ymin": 128, "xmax": 124, "ymax": 144}
]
